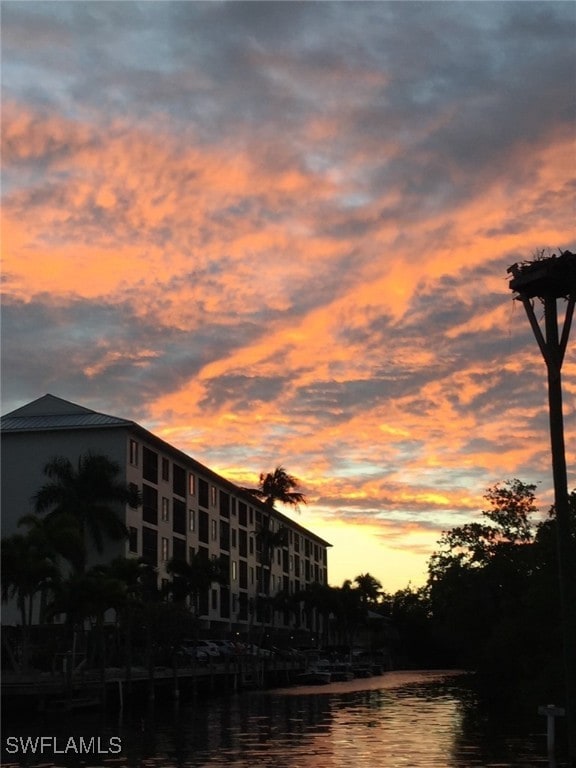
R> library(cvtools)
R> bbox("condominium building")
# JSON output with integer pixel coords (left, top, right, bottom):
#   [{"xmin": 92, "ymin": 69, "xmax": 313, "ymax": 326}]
[{"xmin": 1, "ymin": 394, "xmax": 331, "ymax": 635}]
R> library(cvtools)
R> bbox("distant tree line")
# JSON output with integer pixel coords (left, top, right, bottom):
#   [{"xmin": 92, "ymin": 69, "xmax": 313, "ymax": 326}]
[{"xmin": 378, "ymin": 479, "xmax": 576, "ymax": 717}]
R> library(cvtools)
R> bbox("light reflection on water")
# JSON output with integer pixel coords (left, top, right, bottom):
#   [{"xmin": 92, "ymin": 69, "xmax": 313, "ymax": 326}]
[{"xmin": 3, "ymin": 671, "xmax": 564, "ymax": 767}]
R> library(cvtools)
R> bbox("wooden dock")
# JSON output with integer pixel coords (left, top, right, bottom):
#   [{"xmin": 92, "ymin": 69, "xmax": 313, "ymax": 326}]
[{"xmin": 2, "ymin": 657, "xmax": 306, "ymax": 712}]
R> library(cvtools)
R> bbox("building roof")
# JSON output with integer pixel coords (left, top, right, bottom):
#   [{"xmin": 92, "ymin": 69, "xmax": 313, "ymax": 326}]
[{"xmin": 1, "ymin": 394, "xmax": 134, "ymax": 433}]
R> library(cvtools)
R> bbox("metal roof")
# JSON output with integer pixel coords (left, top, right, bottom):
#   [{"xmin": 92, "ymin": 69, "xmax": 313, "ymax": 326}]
[{"xmin": 1, "ymin": 412, "xmax": 133, "ymax": 432}]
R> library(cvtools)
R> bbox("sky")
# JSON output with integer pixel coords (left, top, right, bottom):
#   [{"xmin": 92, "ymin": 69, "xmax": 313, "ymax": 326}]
[{"xmin": 2, "ymin": 1, "xmax": 575, "ymax": 593}]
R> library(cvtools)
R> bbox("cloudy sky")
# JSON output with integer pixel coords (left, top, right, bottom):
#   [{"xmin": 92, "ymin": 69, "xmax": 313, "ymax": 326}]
[{"xmin": 2, "ymin": 1, "xmax": 575, "ymax": 591}]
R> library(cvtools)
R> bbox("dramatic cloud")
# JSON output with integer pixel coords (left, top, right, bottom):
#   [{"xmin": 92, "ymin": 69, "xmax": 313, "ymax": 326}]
[{"xmin": 2, "ymin": 1, "xmax": 575, "ymax": 590}]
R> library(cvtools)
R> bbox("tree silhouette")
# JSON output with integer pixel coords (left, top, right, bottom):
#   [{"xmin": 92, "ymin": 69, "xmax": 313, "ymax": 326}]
[
  {"xmin": 34, "ymin": 453, "xmax": 140, "ymax": 572},
  {"xmin": 353, "ymin": 572, "xmax": 383, "ymax": 606},
  {"xmin": 165, "ymin": 553, "xmax": 229, "ymax": 616},
  {"xmin": 244, "ymin": 466, "xmax": 306, "ymax": 511}
]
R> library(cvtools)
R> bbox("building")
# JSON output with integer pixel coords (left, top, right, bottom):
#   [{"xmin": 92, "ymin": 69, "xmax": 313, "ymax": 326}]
[{"xmin": 1, "ymin": 394, "xmax": 331, "ymax": 637}]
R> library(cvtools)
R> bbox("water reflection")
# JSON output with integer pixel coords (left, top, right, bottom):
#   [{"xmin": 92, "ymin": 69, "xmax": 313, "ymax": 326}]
[{"xmin": 2, "ymin": 671, "xmax": 565, "ymax": 767}]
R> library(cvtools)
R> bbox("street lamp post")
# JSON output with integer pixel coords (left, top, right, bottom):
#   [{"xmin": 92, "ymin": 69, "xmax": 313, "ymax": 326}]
[{"xmin": 508, "ymin": 249, "xmax": 576, "ymax": 763}]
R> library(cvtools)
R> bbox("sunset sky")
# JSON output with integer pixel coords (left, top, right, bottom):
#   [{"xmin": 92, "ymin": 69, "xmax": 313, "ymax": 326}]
[{"xmin": 2, "ymin": 1, "xmax": 575, "ymax": 592}]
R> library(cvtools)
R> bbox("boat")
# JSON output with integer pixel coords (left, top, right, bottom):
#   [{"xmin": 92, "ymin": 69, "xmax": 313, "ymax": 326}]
[
  {"xmin": 328, "ymin": 663, "xmax": 354, "ymax": 681},
  {"xmin": 352, "ymin": 665, "xmax": 373, "ymax": 678},
  {"xmin": 296, "ymin": 667, "xmax": 332, "ymax": 685}
]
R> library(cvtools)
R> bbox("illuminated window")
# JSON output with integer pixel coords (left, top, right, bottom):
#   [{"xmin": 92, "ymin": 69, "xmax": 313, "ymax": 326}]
[
  {"xmin": 129, "ymin": 439, "xmax": 139, "ymax": 466},
  {"xmin": 189, "ymin": 474, "xmax": 195, "ymax": 495},
  {"xmin": 161, "ymin": 497, "xmax": 169, "ymax": 523}
]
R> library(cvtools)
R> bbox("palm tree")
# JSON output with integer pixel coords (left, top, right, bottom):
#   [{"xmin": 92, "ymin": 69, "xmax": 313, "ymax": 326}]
[
  {"xmin": 165, "ymin": 553, "xmax": 229, "ymax": 616},
  {"xmin": 34, "ymin": 453, "xmax": 140, "ymax": 572},
  {"xmin": 354, "ymin": 573, "xmax": 383, "ymax": 606},
  {"xmin": 332, "ymin": 580, "xmax": 364, "ymax": 649},
  {"xmin": 256, "ymin": 524, "xmax": 288, "ymax": 598},
  {"xmin": 18, "ymin": 512, "xmax": 84, "ymax": 582},
  {"xmin": 101, "ymin": 557, "xmax": 156, "ymax": 687},
  {"xmin": 245, "ymin": 466, "xmax": 306, "ymax": 605},
  {"xmin": 296, "ymin": 582, "xmax": 339, "ymax": 647},
  {"xmin": 1, "ymin": 532, "xmax": 60, "ymax": 670},
  {"xmin": 244, "ymin": 466, "xmax": 307, "ymax": 512}
]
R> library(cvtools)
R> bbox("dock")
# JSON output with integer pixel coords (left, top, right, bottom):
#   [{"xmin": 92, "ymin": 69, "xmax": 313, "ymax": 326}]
[{"xmin": 2, "ymin": 656, "xmax": 306, "ymax": 712}]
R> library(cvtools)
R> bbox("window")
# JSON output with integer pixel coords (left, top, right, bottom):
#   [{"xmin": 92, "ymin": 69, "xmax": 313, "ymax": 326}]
[
  {"xmin": 238, "ymin": 502, "xmax": 247, "ymax": 527},
  {"xmin": 142, "ymin": 447, "xmax": 158, "ymax": 484},
  {"xmin": 173, "ymin": 464, "xmax": 186, "ymax": 498},
  {"xmin": 173, "ymin": 537, "xmax": 186, "ymax": 561},
  {"xmin": 211, "ymin": 518, "xmax": 218, "ymax": 542},
  {"xmin": 232, "ymin": 561, "xmax": 237, "ymax": 581},
  {"xmin": 198, "ymin": 478, "xmax": 209, "ymax": 509},
  {"xmin": 211, "ymin": 486, "xmax": 217, "ymax": 507},
  {"xmin": 220, "ymin": 520, "xmax": 230, "ymax": 550},
  {"xmin": 211, "ymin": 588, "xmax": 218, "ymax": 611},
  {"xmin": 239, "ymin": 529, "xmax": 247, "ymax": 558},
  {"xmin": 249, "ymin": 507, "xmax": 253, "ymax": 525},
  {"xmin": 231, "ymin": 528, "xmax": 237, "ymax": 549},
  {"xmin": 198, "ymin": 510, "xmax": 209, "ymax": 543},
  {"xmin": 161, "ymin": 497, "xmax": 170, "ymax": 523},
  {"xmin": 188, "ymin": 509, "xmax": 195, "ymax": 532},
  {"xmin": 249, "ymin": 536, "xmax": 254, "ymax": 555},
  {"xmin": 142, "ymin": 484, "xmax": 158, "ymax": 525},
  {"xmin": 161, "ymin": 537, "xmax": 169, "ymax": 562},
  {"xmin": 142, "ymin": 526, "xmax": 158, "ymax": 566},
  {"xmin": 188, "ymin": 546, "xmax": 195, "ymax": 562},
  {"xmin": 128, "ymin": 527, "xmax": 138, "ymax": 554},
  {"xmin": 220, "ymin": 586, "xmax": 230, "ymax": 619},
  {"xmin": 161, "ymin": 457, "xmax": 170, "ymax": 482},
  {"xmin": 219, "ymin": 490, "xmax": 230, "ymax": 518},
  {"xmin": 238, "ymin": 593, "xmax": 248, "ymax": 620},
  {"xmin": 172, "ymin": 499, "xmax": 186, "ymax": 535},
  {"xmin": 188, "ymin": 473, "xmax": 195, "ymax": 496},
  {"xmin": 239, "ymin": 560, "xmax": 247, "ymax": 589},
  {"xmin": 249, "ymin": 566, "xmax": 254, "ymax": 585},
  {"xmin": 129, "ymin": 439, "xmax": 139, "ymax": 466}
]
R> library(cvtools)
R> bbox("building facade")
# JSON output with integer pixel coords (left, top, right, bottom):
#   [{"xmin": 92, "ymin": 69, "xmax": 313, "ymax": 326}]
[{"xmin": 1, "ymin": 395, "xmax": 331, "ymax": 637}]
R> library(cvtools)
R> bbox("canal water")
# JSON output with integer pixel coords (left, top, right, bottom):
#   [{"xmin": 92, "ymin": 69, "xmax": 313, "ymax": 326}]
[{"xmin": 2, "ymin": 670, "xmax": 569, "ymax": 767}]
